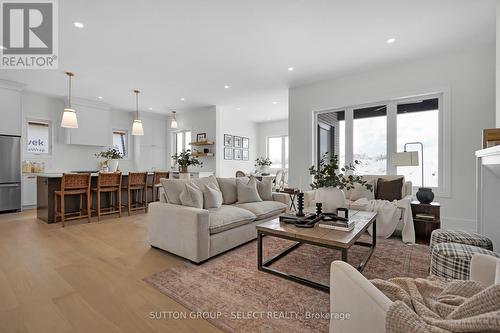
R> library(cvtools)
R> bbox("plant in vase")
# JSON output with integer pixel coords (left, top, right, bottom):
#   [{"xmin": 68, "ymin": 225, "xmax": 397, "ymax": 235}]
[
  {"xmin": 308, "ymin": 153, "xmax": 373, "ymax": 213},
  {"xmin": 255, "ymin": 157, "xmax": 272, "ymax": 175},
  {"xmin": 172, "ymin": 150, "xmax": 202, "ymax": 175},
  {"xmin": 95, "ymin": 147, "xmax": 123, "ymax": 172}
]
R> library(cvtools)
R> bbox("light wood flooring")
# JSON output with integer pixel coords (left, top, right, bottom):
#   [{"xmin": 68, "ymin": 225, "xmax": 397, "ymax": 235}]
[{"xmin": 0, "ymin": 209, "xmax": 222, "ymax": 333}]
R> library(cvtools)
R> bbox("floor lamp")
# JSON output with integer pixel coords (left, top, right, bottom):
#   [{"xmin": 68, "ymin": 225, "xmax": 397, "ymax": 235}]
[{"xmin": 392, "ymin": 142, "xmax": 434, "ymax": 204}]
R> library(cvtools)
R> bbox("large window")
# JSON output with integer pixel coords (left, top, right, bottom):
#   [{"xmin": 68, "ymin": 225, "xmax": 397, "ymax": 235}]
[
  {"xmin": 317, "ymin": 111, "xmax": 345, "ymax": 167},
  {"xmin": 315, "ymin": 95, "xmax": 444, "ymax": 192},
  {"xmin": 267, "ymin": 135, "xmax": 289, "ymax": 169},
  {"xmin": 175, "ymin": 131, "xmax": 191, "ymax": 155},
  {"xmin": 26, "ymin": 120, "xmax": 51, "ymax": 154},
  {"xmin": 353, "ymin": 105, "xmax": 387, "ymax": 174},
  {"xmin": 112, "ymin": 130, "xmax": 128, "ymax": 158}
]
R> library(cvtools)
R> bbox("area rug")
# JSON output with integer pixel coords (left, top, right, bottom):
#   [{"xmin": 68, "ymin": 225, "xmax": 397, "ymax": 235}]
[{"xmin": 144, "ymin": 235, "xmax": 429, "ymax": 333}]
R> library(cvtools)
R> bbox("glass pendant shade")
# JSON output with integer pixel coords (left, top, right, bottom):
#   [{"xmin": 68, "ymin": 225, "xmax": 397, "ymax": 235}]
[
  {"xmin": 132, "ymin": 119, "xmax": 144, "ymax": 136},
  {"xmin": 170, "ymin": 111, "xmax": 178, "ymax": 128},
  {"xmin": 61, "ymin": 107, "xmax": 78, "ymax": 128}
]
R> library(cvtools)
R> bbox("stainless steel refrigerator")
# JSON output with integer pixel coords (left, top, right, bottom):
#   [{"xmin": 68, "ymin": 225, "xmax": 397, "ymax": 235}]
[{"xmin": 0, "ymin": 135, "xmax": 21, "ymax": 212}]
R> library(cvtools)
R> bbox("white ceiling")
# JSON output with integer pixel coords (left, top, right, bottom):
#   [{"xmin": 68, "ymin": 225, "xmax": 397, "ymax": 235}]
[{"xmin": 0, "ymin": 0, "xmax": 495, "ymax": 122}]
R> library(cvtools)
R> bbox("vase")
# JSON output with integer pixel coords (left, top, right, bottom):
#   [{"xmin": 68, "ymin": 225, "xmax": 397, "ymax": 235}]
[
  {"xmin": 416, "ymin": 187, "xmax": 434, "ymax": 204},
  {"xmin": 108, "ymin": 159, "xmax": 119, "ymax": 172},
  {"xmin": 179, "ymin": 166, "xmax": 188, "ymax": 173},
  {"xmin": 260, "ymin": 166, "xmax": 270, "ymax": 176},
  {"xmin": 315, "ymin": 187, "xmax": 346, "ymax": 213}
]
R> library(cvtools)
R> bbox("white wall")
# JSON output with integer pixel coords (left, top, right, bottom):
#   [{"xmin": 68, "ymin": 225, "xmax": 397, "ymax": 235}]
[
  {"xmin": 497, "ymin": 2, "xmax": 500, "ymax": 127},
  {"xmin": 216, "ymin": 107, "xmax": 258, "ymax": 177},
  {"xmin": 289, "ymin": 46, "xmax": 496, "ymax": 230},
  {"xmin": 0, "ymin": 80, "xmax": 23, "ymax": 136},
  {"xmin": 256, "ymin": 119, "xmax": 288, "ymax": 159},
  {"xmin": 167, "ymin": 106, "xmax": 217, "ymax": 173},
  {"xmin": 21, "ymin": 91, "xmax": 168, "ymax": 172}
]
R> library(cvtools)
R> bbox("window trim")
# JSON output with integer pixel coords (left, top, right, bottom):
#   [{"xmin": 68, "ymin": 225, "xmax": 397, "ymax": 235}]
[
  {"xmin": 112, "ymin": 129, "xmax": 129, "ymax": 159},
  {"xmin": 312, "ymin": 90, "xmax": 451, "ymax": 198},
  {"xmin": 266, "ymin": 135, "xmax": 289, "ymax": 170},
  {"xmin": 25, "ymin": 118, "xmax": 52, "ymax": 156}
]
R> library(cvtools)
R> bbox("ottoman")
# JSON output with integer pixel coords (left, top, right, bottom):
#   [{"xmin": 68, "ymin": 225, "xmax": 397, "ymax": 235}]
[
  {"xmin": 430, "ymin": 242, "xmax": 500, "ymax": 280},
  {"xmin": 430, "ymin": 229, "xmax": 493, "ymax": 251}
]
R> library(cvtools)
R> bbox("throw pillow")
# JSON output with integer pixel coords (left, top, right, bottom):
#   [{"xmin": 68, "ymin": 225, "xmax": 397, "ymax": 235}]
[
  {"xmin": 375, "ymin": 177, "xmax": 403, "ymax": 201},
  {"xmin": 203, "ymin": 182, "xmax": 223, "ymax": 209},
  {"xmin": 160, "ymin": 178, "xmax": 189, "ymax": 205},
  {"xmin": 350, "ymin": 179, "xmax": 375, "ymax": 201},
  {"xmin": 236, "ymin": 177, "xmax": 263, "ymax": 203},
  {"xmin": 216, "ymin": 177, "xmax": 243, "ymax": 204},
  {"xmin": 253, "ymin": 176, "xmax": 273, "ymax": 201},
  {"xmin": 179, "ymin": 183, "xmax": 204, "ymax": 209}
]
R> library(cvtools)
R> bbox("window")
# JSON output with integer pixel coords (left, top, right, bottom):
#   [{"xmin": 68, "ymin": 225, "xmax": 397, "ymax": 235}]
[
  {"xmin": 317, "ymin": 111, "xmax": 345, "ymax": 167},
  {"xmin": 267, "ymin": 136, "xmax": 289, "ymax": 169},
  {"xmin": 396, "ymin": 98, "xmax": 439, "ymax": 187},
  {"xmin": 174, "ymin": 131, "xmax": 191, "ymax": 155},
  {"xmin": 26, "ymin": 120, "xmax": 51, "ymax": 154},
  {"xmin": 112, "ymin": 130, "xmax": 128, "ymax": 158},
  {"xmin": 353, "ymin": 105, "xmax": 387, "ymax": 174},
  {"xmin": 315, "ymin": 94, "xmax": 444, "ymax": 193}
]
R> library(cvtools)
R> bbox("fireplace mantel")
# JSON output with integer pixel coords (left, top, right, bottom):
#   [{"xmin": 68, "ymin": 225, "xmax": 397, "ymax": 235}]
[{"xmin": 476, "ymin": 145, "xmax": 500, "ymax": 250}]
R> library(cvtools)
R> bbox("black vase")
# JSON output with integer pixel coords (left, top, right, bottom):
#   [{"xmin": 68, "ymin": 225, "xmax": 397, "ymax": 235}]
[{"xmin": 416, "ymin": 187, "xmax": 434, "ymax": 204}]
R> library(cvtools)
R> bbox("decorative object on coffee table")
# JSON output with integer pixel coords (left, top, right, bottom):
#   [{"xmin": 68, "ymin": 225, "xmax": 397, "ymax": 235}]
[
  {"xmin": 411, "ymin": 201, "xmax": 440, "ymax": 244},
  {"xmin": 309, "ymin": 153, "xmax": 372, "ymax": 213},
  {"xmin": 316, "ymin": 202, "xmax": 323, "ymax": 215},
  {"xmin": 296, "ymin": 192, "xmax": 305, "ymax": 217},
  {"xmin": 392, "ymin": 142, "xmax": 434, "ymax": 204}
]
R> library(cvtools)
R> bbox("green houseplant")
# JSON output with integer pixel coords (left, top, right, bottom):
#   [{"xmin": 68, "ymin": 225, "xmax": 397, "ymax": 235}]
[
  {"xmin": 172, "ymin": 149, "xmax": 202, "ymax": 173},
  {"xmin": 308, "ymin": 153, "xmax": 373, "ymax": 213},
  {"xmin": 95, "ymin": 147, "xmax": 123, "ymax": 172},
  {"xmin": 255, "ymin": 157, "xmax": 272, "ymax": 175}
]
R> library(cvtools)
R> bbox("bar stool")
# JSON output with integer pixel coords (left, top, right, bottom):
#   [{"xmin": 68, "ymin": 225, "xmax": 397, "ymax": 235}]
[
  {"xmin": 122, "ymin": 172, "xmax": 148, "ymax": 215},
  {"xmin": 92, "ymin": 172, "xmax": 122, "ymax": 221},
  {"xmin": 54, "ymin": 173, "xmax": 91, "ymax": 227},
  {"xmin": 148, "ymin": 171, "xmax": 169, "ymax": 202}
]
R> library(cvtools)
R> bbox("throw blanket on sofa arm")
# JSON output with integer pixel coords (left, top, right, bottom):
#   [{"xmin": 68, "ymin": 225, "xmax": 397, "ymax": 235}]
[
  {"xmin": 371, "ymin": 277, "xmax": 500, "ymax": 333},
  {"xmin": 352, "ymin": 197, "xmax": 415, "ymax": 243}
]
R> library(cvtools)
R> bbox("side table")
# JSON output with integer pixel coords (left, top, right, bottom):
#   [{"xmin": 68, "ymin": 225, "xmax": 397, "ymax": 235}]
[{"xmin": 411, "ymin": 201, "xmax": 441, "ymax": 244}]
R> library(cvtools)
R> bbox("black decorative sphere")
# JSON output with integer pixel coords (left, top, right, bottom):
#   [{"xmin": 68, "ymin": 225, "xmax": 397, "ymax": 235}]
[{"xmin": 416, "ymin": 187, "xmax": 434, "ymax": 204}]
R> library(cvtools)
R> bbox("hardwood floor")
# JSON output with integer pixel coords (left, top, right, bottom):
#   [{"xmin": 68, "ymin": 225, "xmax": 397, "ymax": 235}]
[{"xmin": 0, "ymin": 209, "xmax": 222, "ymax": 333}]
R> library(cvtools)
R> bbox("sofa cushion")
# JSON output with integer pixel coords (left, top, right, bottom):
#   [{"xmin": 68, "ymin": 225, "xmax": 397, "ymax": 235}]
[
  {"xmin": 235, "ymin": 201, "xmax": 287, "ymax": 219},
  {"xmin": 216, "ymin": 177, "xmax": 241, "ymax": 204},
  {"xmin": 203, "ymin": 182, "xmax": 223, "ymax": 209},
  {"xmin": 236, "ymin": 177, "xmax": 262, "ymax": 203},
  {"xmin": 179, "ymin": 183, "xmax": 203, "ymax": 209},
  {"xmin": 208, "ymin": 205, "xmax": 257, "ymax": 235},
  {"xmin": 375, "ymin": 177, "xmax": 403, "ymax": 201},
  {"xmin": 254, "ymin": 176, "xmax": 273, "ymax": 201},
  {"xmin": 161, "ymin": 176, "xmax": 218, "ymax": 205}
]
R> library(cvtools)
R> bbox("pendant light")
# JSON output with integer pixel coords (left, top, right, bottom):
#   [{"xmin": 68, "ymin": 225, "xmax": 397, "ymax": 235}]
[
  {"xmin": 61, "ymin": 72, "xmax": 78, "ymax": 128},
  {"xmin": 132, "ymin": 89, "xmax": 144, "ymax": 136},
  {"xmin": 170, "ymin": 111, "xmax": 178, "ymax": 128}
]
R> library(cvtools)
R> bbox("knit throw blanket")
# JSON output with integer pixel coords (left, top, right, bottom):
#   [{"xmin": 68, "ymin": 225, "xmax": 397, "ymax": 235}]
[{"xmin": 371, "ymin": 277, "xmax": 500, "ymax": 332}]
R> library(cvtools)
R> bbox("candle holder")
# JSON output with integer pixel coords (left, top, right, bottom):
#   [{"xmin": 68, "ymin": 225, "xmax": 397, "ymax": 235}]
[
  {"xmin": 315, "ymin": 202, "xmax": 323, "ymax": 216},
  {"xmin": 296, "ymin": 192, "xmax": 305, "ymax": 217}
]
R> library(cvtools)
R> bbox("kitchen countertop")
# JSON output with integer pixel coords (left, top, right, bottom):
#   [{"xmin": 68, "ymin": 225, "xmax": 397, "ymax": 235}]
[{"xmin": 34, "ymin": 172, "xmax": 156, "ymax": 178}]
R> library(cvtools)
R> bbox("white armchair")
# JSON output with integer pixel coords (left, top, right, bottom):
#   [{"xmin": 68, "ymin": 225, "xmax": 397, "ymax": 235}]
[{"xmin": 329, "ymin": 254, "xmax": 500, "ymax": 333}]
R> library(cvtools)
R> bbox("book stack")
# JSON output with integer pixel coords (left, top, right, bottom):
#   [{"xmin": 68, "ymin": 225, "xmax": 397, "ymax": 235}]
[
  {"xmin": 415, "ymin": 213, "xmax": 435, "ymax": 221},
  {"xmin": 318, "ymin": 219, "xmax": 355, "ymax": 232}
]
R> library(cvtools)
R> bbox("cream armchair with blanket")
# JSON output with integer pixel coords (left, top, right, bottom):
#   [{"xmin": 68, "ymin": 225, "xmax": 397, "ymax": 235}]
[
  {"xmin": 329, "ymin": 254, "xmax": 500, "ymax": 333},
  {"xmin": 304, "ymin": 175, "xmax": 414, "ymax": 242}
]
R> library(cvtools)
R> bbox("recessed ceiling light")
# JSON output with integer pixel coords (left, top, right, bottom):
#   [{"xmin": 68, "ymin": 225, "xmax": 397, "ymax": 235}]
[
  {"xmin": 97, "ymin": 96, "xmax": 103, "ymax": 100},
  {"xmin": 386, "ymin": 38, "xmax": 396, "ymax": 44},
  {"xmin": 272, "ymin": 101, "xmax": 278, "ymax": 105},
  {"xmin": 148, "ymin": 107, "xmax": 153, "ymax": 110},
  {"xmin": 236, "ymin": 107, "xmax": 241, "ymax": 111},
  {"xmin": 180, "ymin": 97, "xmax": 185, "ymax": 101},
  {"xmin": 224, "ymin": 85, "xmax": 230, "ymax": 89},
  {"xmin": 287, "ymin": 67, "xmax": 294, "ymax": 71}
]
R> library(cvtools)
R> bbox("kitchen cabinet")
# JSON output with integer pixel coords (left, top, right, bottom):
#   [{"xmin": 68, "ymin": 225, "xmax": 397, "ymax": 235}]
[
  {"xmin": 22, "ymin": 174, "xmax": 37, "ymax": 207},
  {"xmin": 0, "ymin": 82, "xmax": 23, "ymax": 136}
]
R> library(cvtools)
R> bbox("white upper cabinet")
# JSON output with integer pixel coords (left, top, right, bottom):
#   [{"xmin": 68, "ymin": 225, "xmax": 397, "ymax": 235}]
[
  {"xmin": 0, "ymin": 81, "xmax": 24, "ymax": 136},
  {"xmin": 64, "ymin": 99, "xmax": 111, "ymax": 146}
]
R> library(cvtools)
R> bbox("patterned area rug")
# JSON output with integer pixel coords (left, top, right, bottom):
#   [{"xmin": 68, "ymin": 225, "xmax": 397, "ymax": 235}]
[{"xmin": 145, "ymin": 235, "xmax": 429, "ymax": 333}]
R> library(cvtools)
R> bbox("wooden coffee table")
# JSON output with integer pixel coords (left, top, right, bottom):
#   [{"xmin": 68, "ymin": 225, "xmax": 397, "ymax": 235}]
[{"xmin": 256, "ymin": 210, "xmax": 377, "ymax": 292}]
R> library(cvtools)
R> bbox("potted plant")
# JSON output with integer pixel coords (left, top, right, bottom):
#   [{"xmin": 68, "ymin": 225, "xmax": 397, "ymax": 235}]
[
  {"xmin": 255, "ymin": 157, "xmax": 272, "ymax": 175},
  {"xmin": 172, "ymin": 150, "xmax": 202, "ymax": 177},
  {"xmin": 308, "ymin": 153, "xmax": 373, "ymax": 213},
  {"xmin": 95, "ymin": 147, "xmax": 123, "ymax": 172}
]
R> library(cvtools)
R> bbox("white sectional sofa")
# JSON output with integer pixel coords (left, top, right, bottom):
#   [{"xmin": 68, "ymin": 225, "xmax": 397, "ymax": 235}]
[{"xmin": 147, "ymin": 176, "xmax": 289, "ymax": 263}]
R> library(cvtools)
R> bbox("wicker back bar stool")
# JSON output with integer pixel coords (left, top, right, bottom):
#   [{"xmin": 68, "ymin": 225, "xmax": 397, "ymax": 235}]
[
  {"xmin": 92, "ymin": 172, "xmax": 122, "ymax": 221},
  {"xmin": 148, "ymin": 171, "xmax": 169, "ymax": 202},
  {"xmin": 54, "ymin": 173, "xmax": 91, "ymax": 227},
  {"xmin": 122, "ymin": 172, "xmax": 148, "ymax": 215}
]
